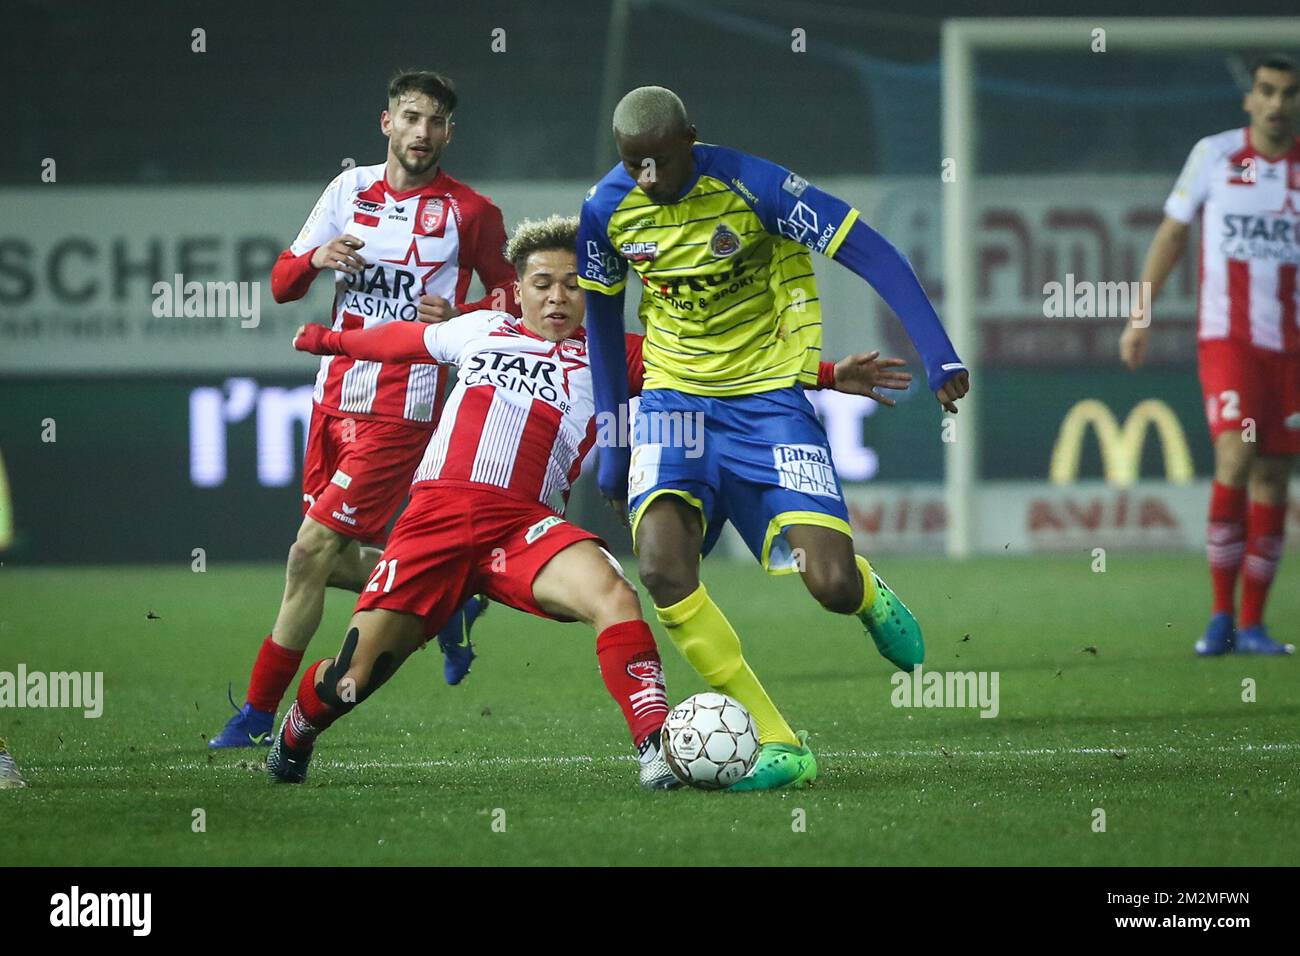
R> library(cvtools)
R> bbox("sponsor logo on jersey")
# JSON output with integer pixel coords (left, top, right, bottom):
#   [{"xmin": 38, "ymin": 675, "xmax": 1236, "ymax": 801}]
[
  {"xmin": 776, "ymin": 200, "xmax": 821, "ymax": 248},
  {"xmin": 416, "ymin": 197, "xmax": 448, "ymax": 236},
  {"xmin": 331, "ymin": 502, "xmax": 359, "ymax": 526},
  {"xmin": 524, "ymin": 515, "xmax": 565, "ymax": 544},
  {"xmin": 730, "ymin": 178, "xmax": 759, "ymax": 204},
  {"xmin": 620, "ymin": 240, "xmax": 658, "ymax": 262},
  {"xmin": 772, "ymin": 443, "xmax": 841, "ymax": 500},
  {"xmin": 353, "ymin": 199, "xmax": 382, "ymax": 213},
  {"xmin": 782, "ymin": 172, "xmax": 810, "ymax": 197},
  {"xmin": 330, "ymin": 469, "xmax": 352, "ymax": 489},
  {"xmin": 584, "ymin": 240, "xmax": 621, "ymax": 286},
  {"xmin": 709, "ymin": 223, "xmax": 741, "ymax": 258}
]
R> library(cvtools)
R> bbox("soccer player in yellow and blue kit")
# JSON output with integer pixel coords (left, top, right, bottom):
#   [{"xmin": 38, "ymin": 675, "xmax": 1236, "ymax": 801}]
[{"xmin": 579, "ymin": 87, "xmax": 971, "ymax": 790}]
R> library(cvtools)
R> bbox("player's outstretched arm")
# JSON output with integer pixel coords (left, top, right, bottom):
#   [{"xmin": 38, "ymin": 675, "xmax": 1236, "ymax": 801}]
[
  {"xmin": 831, "ymin": 219, "xmax": 968, "ymax": 411},
  {"xmin": 1120, "ymin": 216, "xmax": 1190, "ymax": 371},
  {"xmin": 819, "ymin": 351, "xmax": 912, "ymax": 406},
  {"xmin": 587, "ymin": 289, "xmax": 633, "ymax": 518},
  {"xmin": 292, "ymin": 321, "xmax": 434, "ymax": 363}
]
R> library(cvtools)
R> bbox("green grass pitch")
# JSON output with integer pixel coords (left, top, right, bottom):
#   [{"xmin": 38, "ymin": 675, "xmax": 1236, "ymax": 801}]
[{"xmin": 1, "ymin": 554, "xmax": 1296, "ymax": 866}]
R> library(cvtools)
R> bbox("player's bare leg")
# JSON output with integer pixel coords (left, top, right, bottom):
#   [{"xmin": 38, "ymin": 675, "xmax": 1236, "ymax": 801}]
[
  {"xmin": 638, "ymin": 494, "xmax": 797, "ymax": 745},
  {"xmin": 530, "ymin": 540, "xmax": 676, "ymax": 789},
  {"xmin": 785, "ymin": 523, "xmax": 923, "ymax": 672},
  {"xmin": 326, "ymin": 540, "xmax": 383, "ymax": 592},
  {"xmin": 635, "ymin": 494, "xmax": 704, "ymax": 607},
  {"xmin": 211, "ymin": 520, "xmax": 388, "ymax": 749},
  {"xmin": 268, "ymin": 608, "xmax": 426, "ymax": 783},
  {"xmin": 1236, "ymin": 453, "xmax": 1295, "ymax": 655},
  {"xmin": 271, "ymin": 516, "xmax": 353, "ymax": 651}
]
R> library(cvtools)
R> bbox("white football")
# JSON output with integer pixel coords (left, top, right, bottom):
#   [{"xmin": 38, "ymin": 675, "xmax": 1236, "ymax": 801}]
[{"xmin": 660, "ymin": 692, "xmax": 760, "ymax": 790}]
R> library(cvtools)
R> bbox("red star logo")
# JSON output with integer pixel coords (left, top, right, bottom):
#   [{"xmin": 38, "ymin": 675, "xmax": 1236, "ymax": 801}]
[
  {"xmin": 382, "ymin": 239, "xmax": 446, "ymax": 294},
  {"xmin": 519, "ymin": 339, "xmax": 589, "ymax": 398}
]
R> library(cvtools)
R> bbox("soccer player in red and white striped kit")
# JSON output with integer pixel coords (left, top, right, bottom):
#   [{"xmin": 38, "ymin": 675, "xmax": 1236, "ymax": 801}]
[
  {"xmin": 210, "ymin": 71, "xmax": 521, "ymax": 748},
  {"xmin": 268, "ymin": 215, "xmax": 911, "ymax": 788},
  {"xmin": 1122, "ymin": 54, "xmax": 1299, "ymax": 656}
]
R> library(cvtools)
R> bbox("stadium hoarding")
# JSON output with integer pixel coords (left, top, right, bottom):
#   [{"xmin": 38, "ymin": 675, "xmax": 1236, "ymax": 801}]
[
  {"xmin": 0, "ymin": 366, "xmax": 1268, "ymax": 563},
  {"xmin": 830, "ymin": 481, "xmax": 1300, "ymax": 555},
  {"xmin": 1, "ymin": 175, "xmax": 1195, "ymax": 373}
]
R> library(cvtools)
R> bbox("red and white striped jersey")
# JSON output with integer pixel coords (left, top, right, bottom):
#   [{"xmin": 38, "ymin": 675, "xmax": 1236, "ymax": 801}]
[
  {"xmin": 412, "ymin": 312, "xmax": 605, "ymax": 514},
  {"xmin": 273, "ymin": 163, "xmax": 518, "ymax": 426},
  {"xmin": 1165, "ymin": 128, "xmax": 1300, "ymax": 354}
]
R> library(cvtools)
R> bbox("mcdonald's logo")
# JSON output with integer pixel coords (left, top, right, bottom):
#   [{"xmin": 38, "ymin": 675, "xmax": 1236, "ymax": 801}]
[
  {"xmin": 0, "ymin": 448, "xmax": 11, "ymax": 550},
  {"xmin": 1049, "ymin": 399, "xmax": 1194, "ymax": 486}
]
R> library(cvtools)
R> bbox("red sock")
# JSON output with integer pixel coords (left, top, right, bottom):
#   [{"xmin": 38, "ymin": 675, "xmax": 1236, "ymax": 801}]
[
  {"xmin": 1206, "ymin": 482, "xmax": 1247, "ymax": 616},
  {"xmin": 596, "ymin": 621, "xmax": 669, "ymax": 748},
  {"xmin": 1239, "ymin": 500, "xmax": 1287, "ymax": 628},
  {"xmin": 246, "ymin": 636, "xmax": 305, "ymax": 713},
  {"xmin": 282, "ymin": 660, "xmax": 342, "ymax": 751}
]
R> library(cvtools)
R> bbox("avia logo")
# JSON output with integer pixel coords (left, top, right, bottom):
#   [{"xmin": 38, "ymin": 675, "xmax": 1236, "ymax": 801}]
[
  {"xmin": 1028, "ymin": 492, "xmax": 1178, "ymax": 533},
  {"xmin": 1049, "ymin": 399, "xmax": 1193, "ymax": 486}
]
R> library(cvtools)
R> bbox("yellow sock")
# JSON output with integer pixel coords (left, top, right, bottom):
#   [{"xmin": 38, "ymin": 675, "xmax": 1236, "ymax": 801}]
[
  {"xmin": 655, "ymin": 584, "xmax": 798, "ymax": 746},
  {"xmin": 854, "ymin": 554, "xmax": 879, "ymax": 615}
]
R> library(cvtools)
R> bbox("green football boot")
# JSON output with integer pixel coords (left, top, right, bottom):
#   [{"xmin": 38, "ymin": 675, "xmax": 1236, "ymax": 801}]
[
  {"xmin": 859, "ymin": 571, "xmax": 924, "ymax": 671},
  {"xmin": 727, "ymin": 730, "xmax": 817, "ymax": 792}
]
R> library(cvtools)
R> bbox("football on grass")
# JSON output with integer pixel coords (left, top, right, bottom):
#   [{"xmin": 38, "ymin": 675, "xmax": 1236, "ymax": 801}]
[{"xmin": 660, "ymin": 693, "xmax": 760, "ymax": 790}]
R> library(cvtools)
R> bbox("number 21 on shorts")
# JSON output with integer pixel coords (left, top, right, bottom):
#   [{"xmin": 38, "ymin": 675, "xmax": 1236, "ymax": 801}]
[{"xmin": 365, "ymin": 559, "xmax": 398, "ymax": 593}]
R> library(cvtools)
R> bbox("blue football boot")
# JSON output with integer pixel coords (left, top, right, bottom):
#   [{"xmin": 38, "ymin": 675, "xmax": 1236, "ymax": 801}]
[
  {"xmin": 1233, "ymin": 624, "xmax": 1295, "ymax": 656},
  {"xmin": 436, "ymin": 595, "xmax": 487, "ymax": 685},
  {"xmin": 1194, "ymin": 612, "xmax": 1235, "ymax": 656},
  {"xmin": 208, "ymin": 686, "xmax": 275, "ymax": 748}
]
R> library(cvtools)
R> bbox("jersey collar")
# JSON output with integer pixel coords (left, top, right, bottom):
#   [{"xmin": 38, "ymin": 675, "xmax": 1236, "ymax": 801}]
[{"xmin": 383, "ymin": 167, "xmax": 447, "ymax": 202}]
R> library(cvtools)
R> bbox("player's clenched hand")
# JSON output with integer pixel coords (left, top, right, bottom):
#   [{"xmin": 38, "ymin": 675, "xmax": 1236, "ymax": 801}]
[
  {"xmin": 293, "ymin": 324, "xmax": 333, "ymax": 355},
  {"xmin": 833, "ymin": 351, "xmax": 912, "ymax": 406},
  {"xmin": 936, "ymin": 369, "xmax": 970, "ymax": 414},
  {"xmin": 417, "ymin": 295, "xmax": 460, "ymax": 324},
  {"xmin": 310, "ymin": 235, "xmax": 368, "ymax": 275},
  {"xmin": 1120, "ymin": 321, "xmax": 1149, "ymax": 371}
]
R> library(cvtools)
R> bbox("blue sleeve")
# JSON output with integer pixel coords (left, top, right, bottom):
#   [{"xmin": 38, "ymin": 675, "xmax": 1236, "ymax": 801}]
[
  {"xmin": 721, "ymin": 148, "xmax": 858, "ymax": 256},
  {"xmin": 584, "ymin": 286, "xmax": 632, "ymax": 501},
  {"xmin": 833, "ymin": 218, "xmax": 966, "ymax": 391},
  {"xmin": 577, "ymin": 187, "xmax": 629, "ymax": 294}
]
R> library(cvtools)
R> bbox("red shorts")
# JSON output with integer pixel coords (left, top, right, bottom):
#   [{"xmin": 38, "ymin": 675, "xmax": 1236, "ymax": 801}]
[
  {"xmin": 301, "ymin": 409, "xmax": 432, "ymax": 544},
  {"xmin": 1198, "ymin": 340, "xmax": 1300, "ymax": 456},
  {"xmin": 353, "ymin": 482, "xmax": 604, "ymax": 635}
]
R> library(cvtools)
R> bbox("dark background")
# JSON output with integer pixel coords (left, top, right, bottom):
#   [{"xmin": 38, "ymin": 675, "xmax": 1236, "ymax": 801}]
[{"xmin": 4, "ymin": 0, "xmax": 1297, "ymax": 185}]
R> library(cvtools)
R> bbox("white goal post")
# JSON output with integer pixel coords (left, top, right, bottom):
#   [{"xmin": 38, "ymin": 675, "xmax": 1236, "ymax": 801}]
[{"xmin": 940, "ymin": 17, "xmax": 1300, "ymax": 558}]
